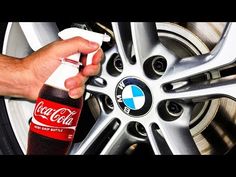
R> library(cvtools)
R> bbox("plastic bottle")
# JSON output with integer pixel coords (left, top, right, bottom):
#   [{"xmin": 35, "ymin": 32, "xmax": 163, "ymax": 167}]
[{"xmin": 27, "ymin": 28, "xmax": 110, "ymax": 155}]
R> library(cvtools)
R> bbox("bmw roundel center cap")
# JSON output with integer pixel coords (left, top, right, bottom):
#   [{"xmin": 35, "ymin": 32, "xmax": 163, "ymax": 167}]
[
  {"xmin": 115, "ymin": 77, "xmax": 152, "ymax": 117},
  {"xmin": 122, "ymin": 85, "xmax": 145, "ymax": 110}
]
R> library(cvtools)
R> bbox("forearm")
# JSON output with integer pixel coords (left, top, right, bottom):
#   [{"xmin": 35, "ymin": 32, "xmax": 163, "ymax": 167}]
[{"xmin": 0, "ymin": 55, "xmax": 29, "ymax": 98}]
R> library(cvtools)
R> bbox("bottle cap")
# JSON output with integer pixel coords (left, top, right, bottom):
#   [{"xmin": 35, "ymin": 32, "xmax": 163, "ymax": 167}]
[{"xmin": 58, "ymin": 28, "xmax": 111, "ymax": 64}]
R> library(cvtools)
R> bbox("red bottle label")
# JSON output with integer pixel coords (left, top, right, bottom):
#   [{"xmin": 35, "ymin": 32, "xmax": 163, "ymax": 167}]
[{"xmin": 30, "ymin": 98, "xmax": 81, "ymax": 141}]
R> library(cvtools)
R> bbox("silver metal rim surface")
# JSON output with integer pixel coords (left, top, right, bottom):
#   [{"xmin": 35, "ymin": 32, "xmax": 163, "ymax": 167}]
[{"xmin": 3, "ymin": 22, "xmax": 236, "ymax": 155}]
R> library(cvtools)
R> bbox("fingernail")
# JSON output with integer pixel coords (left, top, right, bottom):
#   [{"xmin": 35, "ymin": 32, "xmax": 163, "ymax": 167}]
[
  {"xmin": 88, "ymin": 41, "xmax": 99, "ymax": 48},
  {"xmin": 65, "ymin": 79, "xmax": 76, "ymax": 89},
  {"xmin": 69, "ymin": 90, "xmax": 79, "ymax": 99}
]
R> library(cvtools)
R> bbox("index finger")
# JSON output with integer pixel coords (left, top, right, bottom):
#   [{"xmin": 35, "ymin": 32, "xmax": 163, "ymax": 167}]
[
  {"xmin": 80, "ymin": 48, "xmax": 104, "ymax": 66},
  {"xmin": 49, "ymin": 37, "xmax": 99, "ymax": 59}
]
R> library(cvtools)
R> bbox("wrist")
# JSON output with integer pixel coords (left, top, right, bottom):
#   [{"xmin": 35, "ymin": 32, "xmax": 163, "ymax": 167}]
[
  {"xmin": 19, "ymin": 56, "xmax": 43, "ymax": 100},
  {"xmin": 17, "ymin": 57, "xmax": 35, "ymax": 99},
  {"xmin": 0, "ymin": 55, "xmax": 32, "ymax": 99}
]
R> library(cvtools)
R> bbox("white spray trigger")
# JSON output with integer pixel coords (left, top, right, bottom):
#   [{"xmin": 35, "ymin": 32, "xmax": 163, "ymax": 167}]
[{"xmin": 58, "ymin": 28, "xmax": 111, "ymax": 65}]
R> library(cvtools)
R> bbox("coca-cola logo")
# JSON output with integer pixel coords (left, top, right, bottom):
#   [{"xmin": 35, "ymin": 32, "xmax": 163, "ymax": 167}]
[{"xmin": 34, "ymin": 101, "xmax": 77, "ymax": 126}]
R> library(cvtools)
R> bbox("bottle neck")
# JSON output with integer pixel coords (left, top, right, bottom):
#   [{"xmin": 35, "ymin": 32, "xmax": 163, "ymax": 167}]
[{"xmin": 45, "ymin": 60, "xmax": 79, "ymax": 91}]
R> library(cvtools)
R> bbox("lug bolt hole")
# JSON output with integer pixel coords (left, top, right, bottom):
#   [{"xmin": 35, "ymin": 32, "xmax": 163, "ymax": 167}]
[
  {"xmin": 104, "ymin": 96, "xmax": 114, "ymax": 109},
  {"xmin": 166, "ymin": 101, "xmax": 183, "ymax": 117},
  {"xmin": 144, "ymin": 56, "xmax": 167, "ymax": 79},
  {"xmin": 152, "ymin": 57, "xmax": 167, "ymax": 74},
  {"xmin": 113, "ymin": 57, "xmax": 123, "ymax": 71},
  {"xmin": 135, "ymin": 123, "xmax": 147, "ymax": 137},
  {"xmin": 107, "ymin": 53, "xmax": 123, "ymax": 76},
  {"xmin": 158, "ymin": 101, "xmax": 184, "ymax": 121}
]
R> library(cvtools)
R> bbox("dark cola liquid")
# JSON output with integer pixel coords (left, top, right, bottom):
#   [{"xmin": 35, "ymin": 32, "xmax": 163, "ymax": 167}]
[{"xmin": 27, "ymin": 84, "xmax": 83, "ymax": 155}]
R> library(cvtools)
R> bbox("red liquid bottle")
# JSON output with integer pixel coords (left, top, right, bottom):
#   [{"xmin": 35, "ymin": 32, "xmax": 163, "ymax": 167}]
[
  {"xmin": 27, "ymin": 56, "xmax": 83, "ymax": 155},
  {"xmin": 27, "ymin": 28, "xmax": 110, "ymax": 155}
]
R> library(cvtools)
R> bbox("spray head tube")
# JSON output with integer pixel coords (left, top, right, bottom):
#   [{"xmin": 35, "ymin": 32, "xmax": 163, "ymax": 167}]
[{"xmin": 58, "ymin": 28, "xmax": 111, "ymax": 64}]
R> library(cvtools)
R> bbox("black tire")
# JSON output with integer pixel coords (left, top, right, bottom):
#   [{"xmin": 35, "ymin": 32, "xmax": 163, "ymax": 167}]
[
  {"xmin": 0, "ymin": 23, "xmax": 23, "ymax": 155},
  {"xmin": 0, "ymin": 98, "xmax": 23, "ymax": 154}
]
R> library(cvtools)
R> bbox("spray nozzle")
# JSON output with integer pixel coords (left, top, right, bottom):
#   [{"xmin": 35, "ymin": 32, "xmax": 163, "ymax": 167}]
[{"xmin": 103, "ymin": 33, "xmax": 111, "ymax": 42}]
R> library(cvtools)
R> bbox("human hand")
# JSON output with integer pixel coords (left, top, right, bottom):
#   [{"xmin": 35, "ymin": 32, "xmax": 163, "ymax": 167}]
[{"xmin": 21, "ymin": 37, "xmax": 103, "ymax": 100}]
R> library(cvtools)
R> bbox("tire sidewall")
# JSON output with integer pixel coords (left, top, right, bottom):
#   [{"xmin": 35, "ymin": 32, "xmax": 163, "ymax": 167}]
[{"xmin": 0, "ymin": 23, "xmax": 23, "ymax": 155}]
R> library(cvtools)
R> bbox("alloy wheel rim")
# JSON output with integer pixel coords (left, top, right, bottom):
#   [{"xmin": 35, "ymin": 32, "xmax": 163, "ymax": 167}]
[{"xmin": 3, "ymin": 22, "xmax": 236, "ymax": 155}]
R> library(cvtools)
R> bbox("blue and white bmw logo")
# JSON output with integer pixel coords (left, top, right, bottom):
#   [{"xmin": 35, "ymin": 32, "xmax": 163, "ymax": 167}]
[
  {"xmin": 122, "ymin": 85, "xmax": 145, "ymax": 110},
  {"xmin": 116, "ymin": 77, "xmax": 152, "ymax": 117}
]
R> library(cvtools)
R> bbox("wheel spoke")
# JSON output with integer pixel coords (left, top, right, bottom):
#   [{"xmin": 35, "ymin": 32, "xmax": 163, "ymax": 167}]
[
  {"xmin": 86, "ymin": 77, "xmax": 118, "ymax": 99},
  {"xmin": 160, "ymin": 124, "xmax": 199, "ymax": 154},
  {"xmin": 100, "ymin": 45, "xmax": 119, "ymax": 79},
  {"xmin": 111, "ymin": 23, "xmax": 133, "ymax": 67},
  {"xmin": 164, "ymin": 77, "xmax": 236, "ymax": 102},
  {"xmin": 145, "ymin": 125, "xmax": 161, "ymax": 155},
  {"xmin": 163, "ymin": 53, "xmax": 211, "ymax": 83},
  {"xmin": 131, "ymin": 22, "xmax": 158, "ymax": 67},
  {"xmin": 211, "ymin": 23, "xmax": 236, "ymax": 61},
  {"xmin": 19, "ymin": 22, "xmax": 59, "ymax": 51},
  {"xmin": 163, "ymin": 23, "xmax": 236, "ymax": 83},
  {"xmin": 73, "ymin": 113, "xmax": 116, "ymax": 155},
  {"xmin": 131, "ymin": 22, "xmax": 177, "ymax": 68},
  {"xmin": 100, "ymin": 121, "xmax": 131, "ymax": 155},
  {"xmin": 158, "ymin": 104, "xmax": 200, "ymax": 154},
  {"xmin": 86, "ymin": 84, "xmax": 108, "ymax": 95},
  {"xmin": 145, "ymin": 124, "xmax": 172, "ymax": 155},
  {"xmin": 131, "ymin": 22, "xmax": 158, "ymax": 61}
]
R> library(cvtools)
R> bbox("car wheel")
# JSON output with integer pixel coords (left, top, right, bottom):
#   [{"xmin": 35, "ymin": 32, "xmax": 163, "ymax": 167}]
[{"xmin": 1, "ymin": 22, "xmax": 236, "ymax": 155}]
